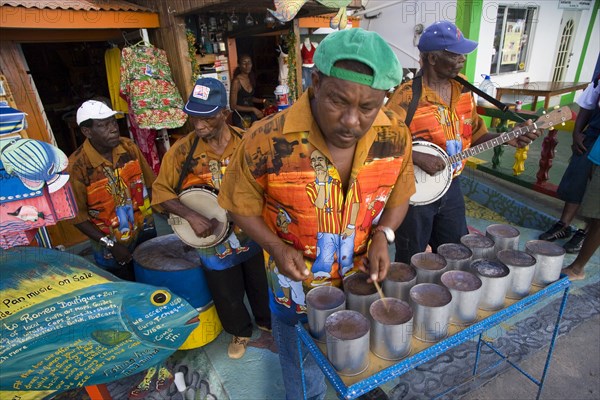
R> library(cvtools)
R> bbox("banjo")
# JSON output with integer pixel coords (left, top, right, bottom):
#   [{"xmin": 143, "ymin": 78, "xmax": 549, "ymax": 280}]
[
  {"xmin": 410, "ymin": 106, "xmax": 574, "ymax": 206},
  {"xmin": 168, "ymin": 185, "xmax": 233, "ymax": 248}
]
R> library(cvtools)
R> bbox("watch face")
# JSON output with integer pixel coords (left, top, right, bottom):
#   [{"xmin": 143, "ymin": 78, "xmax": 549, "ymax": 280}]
[{"xmin": 381, "ymin": 227, "xmax": 394, "ymax": 244}]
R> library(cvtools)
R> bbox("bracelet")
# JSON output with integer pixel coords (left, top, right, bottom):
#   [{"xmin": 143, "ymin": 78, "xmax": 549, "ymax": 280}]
[
  {"xmin": 346, "ymin": 224, "xmax": 355, "ymax": 229},
  {"xmin": 316, "ymin": 181, "xmax": 326, "ymax": 186}
]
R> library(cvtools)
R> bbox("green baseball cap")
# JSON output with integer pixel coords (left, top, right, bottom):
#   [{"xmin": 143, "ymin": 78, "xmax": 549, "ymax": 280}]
[{"xmin": 313, "ymin": 28, "xmax": 402, "ymax": 91}]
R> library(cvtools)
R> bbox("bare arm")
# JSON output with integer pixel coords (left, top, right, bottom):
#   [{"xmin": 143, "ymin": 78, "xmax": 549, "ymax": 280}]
[
  {"xmin": 412, "ymin": 150, "xmax": 447, "ymax": 176},
  {"xmin": 572, "ymin": 107, "xmax": 594, "ymax": 155},
  {"xmin": 230, "ymin": 213, "xmax": 309, "ymax": 281},
  {"xmin": 159, "ymin": 198, "xmax": 219, "ymax": 238},
  {"xmin": 230, "ymin": 79, "xmax": 263, "ymax": 118}
]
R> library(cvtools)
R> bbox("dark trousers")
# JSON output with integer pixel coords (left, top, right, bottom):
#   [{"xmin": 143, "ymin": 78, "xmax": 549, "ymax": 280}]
[
  {"xmin": 395, "ymin": 178, "xmax": 468, "ymax": 264},
  {"xmin": 202, "ymin": 252, "xmax": 271, "ymax": 338}
]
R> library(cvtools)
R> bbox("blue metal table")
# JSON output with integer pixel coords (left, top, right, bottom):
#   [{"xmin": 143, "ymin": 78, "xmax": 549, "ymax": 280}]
[{"xmin": 296, "ymin": 275, "xmax": 570, "ymax": 400}]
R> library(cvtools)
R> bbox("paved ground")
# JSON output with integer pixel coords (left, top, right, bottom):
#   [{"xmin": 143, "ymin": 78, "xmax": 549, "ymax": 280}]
[{"xmin": 463, "ymin": 314, "xmax": 600, "ymax": 400}]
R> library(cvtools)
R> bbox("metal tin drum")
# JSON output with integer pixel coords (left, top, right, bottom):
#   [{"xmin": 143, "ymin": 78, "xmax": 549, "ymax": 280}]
[
  {"xmin": 437, "ymin": 243, "xmax": 473, "ymax": 271},
  {"xmin": 325, "ymin": 310, "xmax": 370, "ymax": 376},
  {"xmin": 369, "ymin": 298, "xmax": 413, "ymax": 360},
  {"xmin": 470, "ymin": 260, "xmax": 511, "ymax": 311},
  {"xmin": 383, "ymin": 262, "xmax": 417, "ymax": 302},
  {"xmin": 344, "ymin": 272, "xmax": 379, "ymax": 320},
  {"xmin": 411, "ymin": 252, "xmax": 448, "ymax": 284},
  {"xmin": 441, "ymin": 270, "xmax": 482, "ymax": 326},
  {"xmin": 133, "ymin": 234, "xmax": 222, "ymax": 349},
  {"xmin": 486, "ymin": 224, "xmax": 520, "ymax": 254},
  {"xmin": 461, "ymin": 233, "xmax": 496, "ymax": 261},
  {"xmin": 525, "ymin": 240, "xmax": 566, "ymax": 287},
  {"xmin": 409, "ymin": 283, "xmax": 452, "ymax": 342},
  {"xmin": 497, "ymin": 249, "xmax": 537, "ymax": 299},
  {"xmin": 306, "ymin": 286, "xmax": 346, "ymax": 343}
]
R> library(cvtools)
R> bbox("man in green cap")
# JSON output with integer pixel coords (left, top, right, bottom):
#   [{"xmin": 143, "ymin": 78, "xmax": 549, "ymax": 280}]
[{"xmin": 218, "ymin": 28, "xmax": 415, "ymax": 398}]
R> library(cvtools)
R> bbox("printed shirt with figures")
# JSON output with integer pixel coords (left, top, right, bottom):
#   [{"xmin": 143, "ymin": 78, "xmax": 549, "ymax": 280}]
[
  {"xmin": 218, "ymin": 89, "xmax": 415, "ymax": 323},
  {"xmin": 68, "ymin": 137, "xmax": 156, "ymax": 244},
  {"xmin": 151, "ymin": 127, "xmax": 260, "ymax": 270},
  {"xmin": 387, "ymin": 74, "xmax": 488, "ymax": 177}
]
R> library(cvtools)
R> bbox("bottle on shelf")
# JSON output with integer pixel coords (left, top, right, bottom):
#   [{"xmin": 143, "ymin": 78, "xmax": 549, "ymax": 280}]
[
  {"xmin": 477, "ymin": 74, "xmax": 495, "ymax": 107},
  {"xmin": 212, "ymin": 34, "xmax": 219, "ymax": 55}
]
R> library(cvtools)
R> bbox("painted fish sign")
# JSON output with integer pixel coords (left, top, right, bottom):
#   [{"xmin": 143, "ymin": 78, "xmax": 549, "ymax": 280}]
[{"xmin": 0, "ymin": 247, "xmax": 199, "ymax": 400}]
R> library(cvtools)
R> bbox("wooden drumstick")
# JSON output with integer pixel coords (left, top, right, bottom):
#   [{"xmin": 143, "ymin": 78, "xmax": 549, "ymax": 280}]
[{"xmin": 373, "ymin": 280, "xmax": 389, "ymax": 311}]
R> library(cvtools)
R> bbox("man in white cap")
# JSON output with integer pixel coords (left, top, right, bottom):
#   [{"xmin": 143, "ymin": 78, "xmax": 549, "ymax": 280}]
[
  {"xmin": 68, "ymin": 99, "xmax": 156, "ymax": 280},
  {"xmin": 387, "ymin": 20, "xmax": 540, "ymax": 265}
]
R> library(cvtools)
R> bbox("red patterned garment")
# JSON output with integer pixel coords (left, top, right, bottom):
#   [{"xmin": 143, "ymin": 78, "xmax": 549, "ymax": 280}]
[{"xmin": 120, "ymin": 45, "xmax": 187, "ymax": 130}]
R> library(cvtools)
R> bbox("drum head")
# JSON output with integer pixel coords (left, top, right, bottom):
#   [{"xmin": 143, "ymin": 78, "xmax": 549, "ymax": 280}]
[
  {"xmin": 170, "ymin": 186, "xmax": 232, "ymax": 248},
  {"xmin": 410, "ymin": 142, "xmax": 452, "ymax": 206}
]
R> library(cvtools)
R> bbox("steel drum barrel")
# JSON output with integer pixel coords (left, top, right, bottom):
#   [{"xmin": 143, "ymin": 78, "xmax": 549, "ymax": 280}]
[{"xmin": 133, "ymin": 234, "xmax": 222, "ymax": 349}]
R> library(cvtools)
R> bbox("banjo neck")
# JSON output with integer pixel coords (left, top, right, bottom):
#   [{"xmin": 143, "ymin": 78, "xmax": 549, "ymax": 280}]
[{"xmin": 448, "ymin": 123, "xmax": 537, "ymax": 165}]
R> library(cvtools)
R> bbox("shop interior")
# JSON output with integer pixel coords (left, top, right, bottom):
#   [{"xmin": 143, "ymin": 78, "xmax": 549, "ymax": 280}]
[{"xmin": 20, "ymin": 41, "xmax": 121, "ymax": 157}]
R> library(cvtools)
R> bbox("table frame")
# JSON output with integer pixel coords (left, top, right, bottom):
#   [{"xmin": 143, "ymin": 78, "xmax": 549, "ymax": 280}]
[
  {"xmin": 494, "ymin": 81, "xmax": 588, "ymax": 111},
  {"xmin": 296, "ymin": 275, "xmax": 571, "ymax": 400}
]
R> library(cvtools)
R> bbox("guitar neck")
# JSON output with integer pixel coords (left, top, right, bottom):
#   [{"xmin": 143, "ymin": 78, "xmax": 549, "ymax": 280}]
[{"xmin": 448, "ymin": 123, "xmax": 536, "ymax": 164}]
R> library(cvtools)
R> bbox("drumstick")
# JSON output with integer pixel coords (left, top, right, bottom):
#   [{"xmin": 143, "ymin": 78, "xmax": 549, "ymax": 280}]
[{"xmin": 373, "ymin": 280, "xmax": 389, "ymax": 311}]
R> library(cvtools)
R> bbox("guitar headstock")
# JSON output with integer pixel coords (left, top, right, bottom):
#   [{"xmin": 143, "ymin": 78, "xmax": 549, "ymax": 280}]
[{"xmin": 535, "ymin": 106, "xmax": 575, "ymax": 130}]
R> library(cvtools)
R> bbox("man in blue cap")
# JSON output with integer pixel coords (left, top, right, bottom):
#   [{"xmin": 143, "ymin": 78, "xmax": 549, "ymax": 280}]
[
  {"xmin": 387, "ymin": 20, "xmax": 540, "ymax": 264},
  {"xmin": 152, "ymin": 77, "xmax": 271, "ymax": 360},
  {"xmin": 218, "ymin": 28, "xmax": 415, "ymax": 399}
]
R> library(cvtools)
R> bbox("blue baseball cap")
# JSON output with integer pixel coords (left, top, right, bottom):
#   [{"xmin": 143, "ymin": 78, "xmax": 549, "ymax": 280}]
[
  {"xmin": 184, "ymin": 78, "xmax": 228, "ymax": 117},
  {"xmin": 418, "ymin": 21, "xmax": 478, "ymax": 55}
]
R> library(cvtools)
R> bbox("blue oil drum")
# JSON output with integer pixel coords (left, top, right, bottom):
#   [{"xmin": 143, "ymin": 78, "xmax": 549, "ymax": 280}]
[{"xmin": 133, "ymin": 234, "xmax": 212, "ymax": 309}]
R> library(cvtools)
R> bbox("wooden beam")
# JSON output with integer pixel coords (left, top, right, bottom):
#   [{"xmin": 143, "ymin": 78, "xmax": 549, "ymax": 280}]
[
  {"xmin": 0, "ymin": 28, "xmax": 123, "ymax": 43},
  {"xmin": 299, "ymin": 15, "xmax": 360, "ymax": 28},
  {"xmin": 0, "ymin": 41, "xmax": 50, "ymax": 143},
  {"xmin": 293, "ymin": 19, "xmax": 303, "ymax": 97},
  {"xmin": 0, "ymin": 7, "xmax": 159, "ymax": 29}
]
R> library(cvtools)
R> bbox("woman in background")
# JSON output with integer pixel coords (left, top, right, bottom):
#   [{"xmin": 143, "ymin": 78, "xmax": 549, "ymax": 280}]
[{"xmin": 230, "ymin": 54, "xmax": 266, "ymax": 128}]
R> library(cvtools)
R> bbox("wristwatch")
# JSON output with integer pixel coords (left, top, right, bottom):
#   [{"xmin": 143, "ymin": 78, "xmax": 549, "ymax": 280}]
[
  {"xmin": 373, "ymin": 225, "xmax": 395, "ymax": 244},
  {"xmin": 99, "ymin": 236, "xmax": 115, "ymax": 249}
]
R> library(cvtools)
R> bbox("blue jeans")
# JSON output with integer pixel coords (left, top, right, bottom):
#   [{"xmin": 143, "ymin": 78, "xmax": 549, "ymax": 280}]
[
  {"xmin": 272, "ymin": 313, "xmax": 326, "ymax": 400},
  {"xmin": 311, "ymin": 232, "xmax": 355, "ymax": 277},
  {"xmin": 394, "ymin": 177, "xmax": 468, "ymax": 264}
]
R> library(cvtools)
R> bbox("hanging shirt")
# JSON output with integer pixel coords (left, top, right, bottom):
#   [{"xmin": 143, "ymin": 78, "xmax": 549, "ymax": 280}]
[
  {"xmin": 218, "ymin": 89, "xmax": 415, "ymax": 323},
  {"xmin": 120, "ymin": 45, "xmax": 187, "ymax": 130},
  {"xmin": 301, "ymin": 43, "xmax": 316, "ymax": 66}
]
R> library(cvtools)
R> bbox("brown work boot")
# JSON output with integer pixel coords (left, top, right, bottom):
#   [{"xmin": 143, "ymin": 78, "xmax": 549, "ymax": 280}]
[{"xmin": 227, "ymin": 336, "xmax": 250, "ymax": 359}]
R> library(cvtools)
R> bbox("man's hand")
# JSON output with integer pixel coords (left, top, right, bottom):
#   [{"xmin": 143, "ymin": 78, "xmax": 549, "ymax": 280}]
[
  {"xmin": 508, "ymin": 119, "xmax": 540, "ymax": 148},
  {"xmin": 253, "ymin": 108, "xmax": 264, "ymax": 119},
  {"xmin": 111, "ymin": 243, "xmax": 132, "ymax": 265},
  {"xmin": 572, "ymin": 131, "xmax": 587, "ymax": 155},
  {"xmin": 413, "ymin": 151, "xmax": 447, "ymax": 176},
  {"xmin": 362, "ymin": 231, "xmax": 390, "ymax": 282},
  {"xmin": 187, "ymin": 213, "xmax": 220, "ymax": 238},
  {"xmin": 270, "ymin": 242, "xmax": 309, "ymax": 281}
]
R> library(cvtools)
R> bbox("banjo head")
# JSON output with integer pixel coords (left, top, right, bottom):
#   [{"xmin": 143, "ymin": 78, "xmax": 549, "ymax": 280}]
[
  {"xmin": 409, "ymin": 142, "xmax": 453, "ymax": 206},
  {"xmin": 169, "ymin": 186, "xmax": 232, "ymax": 248}
]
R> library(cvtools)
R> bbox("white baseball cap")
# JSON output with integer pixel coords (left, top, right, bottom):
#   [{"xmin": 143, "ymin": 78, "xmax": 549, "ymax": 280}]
[{"xmin": 76, "ymin": 100, "xmax": 119, "ymax": 126}]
